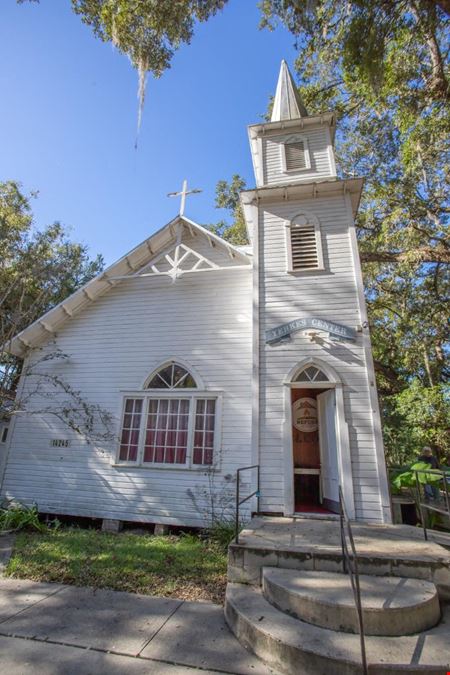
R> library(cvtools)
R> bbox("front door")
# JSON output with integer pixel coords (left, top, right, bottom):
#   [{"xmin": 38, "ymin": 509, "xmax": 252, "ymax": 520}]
[
  {"xmin": 317, "ymin": 389, "xmax": 340, "ymax": 512},
  {"xmin": 291, "ymin": 388, "xmax": 323, "ymax": 512}
]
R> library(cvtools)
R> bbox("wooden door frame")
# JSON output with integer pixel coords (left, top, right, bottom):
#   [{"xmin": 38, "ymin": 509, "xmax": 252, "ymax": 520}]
[{"xmin": 282, "ymin": 359, "xmax": 355, "ymax": 518}]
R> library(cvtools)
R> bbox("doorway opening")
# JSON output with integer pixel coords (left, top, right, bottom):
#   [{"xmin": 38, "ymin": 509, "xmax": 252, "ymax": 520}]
[{"xmin": 291, "ymin": 365, "xmax": 340, "ymax": 515}]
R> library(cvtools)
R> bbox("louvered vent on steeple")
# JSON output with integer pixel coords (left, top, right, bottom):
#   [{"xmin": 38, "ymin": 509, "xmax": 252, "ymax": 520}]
[
  {"xmin": 281, "ymin": 135, "xmax": 311, "ymax": 174},
  {"xmin": 287, "ymin": 215, "xmax": 324, "ymax": 272},
  {"xmin": 291, "ymin": 224, "xmax": 318, "ymax": 269},
  {"xmin": 285, "ymin": 140, "xmax": 307, "ymax": 171}
]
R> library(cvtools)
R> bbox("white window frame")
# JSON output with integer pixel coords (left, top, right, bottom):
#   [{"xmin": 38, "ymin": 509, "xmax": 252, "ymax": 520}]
[
  {"xmin": 114, "ymin": 390, "xmax": 223, "ymax": 470},
  {"xmin": 285, "ymin": 212, "xmax": 324, "ymax": 274},
  {"xmin": 280, "ymin": 134, "xmax": 311, "ymax": 174}
]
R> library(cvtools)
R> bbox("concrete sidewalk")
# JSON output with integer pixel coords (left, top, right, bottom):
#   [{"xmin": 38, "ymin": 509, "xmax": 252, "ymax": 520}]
[{"xmin": 0, "ymin": 578, "xmax": 278, "ymax": 674}]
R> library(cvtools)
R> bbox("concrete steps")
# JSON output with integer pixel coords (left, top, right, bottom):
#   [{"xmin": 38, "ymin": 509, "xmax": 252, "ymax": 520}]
[
  {"xmin": 228, "ymin": 517, "xmax": 450, "ymax": 599},
  {"xmin": 225, "ymin": 581, "xmax": 450, "ymax": 674},
  {"xmin": 262, "ymin": 568, "xmax": 440, "ymax": 636}
]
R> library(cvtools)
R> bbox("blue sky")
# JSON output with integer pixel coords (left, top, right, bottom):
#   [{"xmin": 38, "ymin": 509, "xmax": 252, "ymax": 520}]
[{"xmin": 0, "ymin": 1, "xmax": 298, "ymax": 264}]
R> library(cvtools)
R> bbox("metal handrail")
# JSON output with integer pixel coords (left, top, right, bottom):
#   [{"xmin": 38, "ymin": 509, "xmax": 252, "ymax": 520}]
[
  {"xmin": 339, "ymin": 486, "xmax": 368, "ymax": 675},
  {"xmin": 235, "ymin": 465, "xmax": 260, "ymax": 544},
  {"xmin": 412, "ymin": 468, "xmax": 450, "ymax": 541}
]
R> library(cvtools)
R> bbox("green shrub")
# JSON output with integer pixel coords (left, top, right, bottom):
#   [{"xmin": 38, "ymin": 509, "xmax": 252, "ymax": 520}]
[
  {"xmin": 0, "ymin": 502, "xmax": 47, "ymax": 533},
  {"xmin": 392, "ymin": 462, "xmax": 443, "ymax": 490},
  {"xmin": 207, "ymin": 519, "xmax": 238, "ymax": 552}
]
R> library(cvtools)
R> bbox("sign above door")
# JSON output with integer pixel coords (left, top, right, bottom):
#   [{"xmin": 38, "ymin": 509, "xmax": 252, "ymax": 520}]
[{"xmin": 266, "ymin": 318, "xmax": 356, "ymax": 345}]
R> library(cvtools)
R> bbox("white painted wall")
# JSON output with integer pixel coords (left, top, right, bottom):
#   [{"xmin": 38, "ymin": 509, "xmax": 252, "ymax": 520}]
[
  {"xmin": 256, "ymin": 195, "xmax": 389, "ymax": 522},
  {"xmin": 1, "ymin": 237, "xmax": 253, "ymax": 527}
]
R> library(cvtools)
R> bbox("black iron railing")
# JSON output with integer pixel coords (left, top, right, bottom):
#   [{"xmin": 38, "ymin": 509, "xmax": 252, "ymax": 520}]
[
  {"xmin": 235, "ymin": 465, "xmax": 260, "ymax": 544},
  {"xmin": 412, "ymin": 468, "xmax": 450, "ymax": 541},
  {"xmin": 339, "ymin": 486, "xmax": 368, "ymax": 675}
]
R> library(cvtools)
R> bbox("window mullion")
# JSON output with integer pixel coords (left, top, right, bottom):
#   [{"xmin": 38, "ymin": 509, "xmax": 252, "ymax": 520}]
[
  {"xmin": 136, "ymin": 398, "xmax": 147, "ymax": 465},
  {"xmin": 186, "ymin": 397, "xmax": 195, "ymax": 468},
  {"xmin": 175, "ymin": 398, "xmax": 181, "ymax": 463},
  {"xmin": 155, "ymin": 399, "xmax": 161, "ymax": 462},
  {"xmin": 164, "ymin": 398, "xmax": 171, "ymax": 463}
]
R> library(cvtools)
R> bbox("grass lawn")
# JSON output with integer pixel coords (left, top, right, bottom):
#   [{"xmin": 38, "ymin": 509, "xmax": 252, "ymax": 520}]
[{"xmin": 6, "ymin": 528, "xmax": 228, "ymax": 604}]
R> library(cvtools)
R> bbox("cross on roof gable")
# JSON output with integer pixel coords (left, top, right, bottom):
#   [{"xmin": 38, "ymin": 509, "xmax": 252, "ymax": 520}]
[{"xmin": 7, "ymin": 215, "xmax": 252, "ymax": 357}]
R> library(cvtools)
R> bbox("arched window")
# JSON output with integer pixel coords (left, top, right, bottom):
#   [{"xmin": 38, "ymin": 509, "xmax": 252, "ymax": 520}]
[
  {"xmin": 286, "ymin": 213, "xmax": 324, "ymax": 273},
  {"xmin": 294, "ymin": 365, "xmax": 329, "ymax": 383},
  {"xmin": 146, "ymin": 363, "xmax": 197, "ymax": 389},
  {"xmin": 117, "ymin": 362, "xmax": 217, "ymax": 469}
]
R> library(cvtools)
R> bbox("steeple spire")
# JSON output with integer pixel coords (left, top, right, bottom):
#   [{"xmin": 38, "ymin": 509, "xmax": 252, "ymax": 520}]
[{"xmin": 271, "ymin": 60, "xmax": 307, "ymax": 122}]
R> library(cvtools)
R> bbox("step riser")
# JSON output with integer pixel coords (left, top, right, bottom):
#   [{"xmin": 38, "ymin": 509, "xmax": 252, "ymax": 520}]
[
  {"xmin": 224, "ymin": 594, "xmax": 362, "ymax": 675},
  {"xmin": 225, "ymin": 584, "xmax": 449, "ymax": 675},
  {"xmin": 228, "ymin": 544, "xmax": 450, "ymax": 600},
  {"xmin": 262, "ymin": 574, "xmax": 441, "ymax": 637}
]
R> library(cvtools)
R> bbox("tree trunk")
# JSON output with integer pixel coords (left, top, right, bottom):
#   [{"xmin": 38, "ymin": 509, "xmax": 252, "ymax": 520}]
[{"xmin": 410, "ymin": 1, "xmax": 450, "ymax": 99}]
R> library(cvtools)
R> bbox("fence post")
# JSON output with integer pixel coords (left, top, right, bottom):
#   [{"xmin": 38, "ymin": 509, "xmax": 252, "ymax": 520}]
[{"xmin": 415, "ymin": 470, "xmax": 428, "ymax": 541}]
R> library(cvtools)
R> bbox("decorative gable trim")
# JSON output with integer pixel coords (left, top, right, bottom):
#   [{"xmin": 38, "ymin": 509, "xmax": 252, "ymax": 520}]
[{"xmin": 142, "ymin": 242, "xmax": 220, "ymax": 279}]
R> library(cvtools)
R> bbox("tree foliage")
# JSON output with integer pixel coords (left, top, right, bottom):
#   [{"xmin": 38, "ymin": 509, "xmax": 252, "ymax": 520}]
[
  {"xmin": 71, "ymin": 0, "xmax": 227, "ymax": 76},
  {"xmin": 208, "ymin": 175, "xmax": 249, "ymax": 245},
  {"xmin": 0, "ymin": 181, "xmax": 104, "ymax": 423},
  {"xmin": 383, "ymin": 381, "xmax": 450, "ymax": 465}
]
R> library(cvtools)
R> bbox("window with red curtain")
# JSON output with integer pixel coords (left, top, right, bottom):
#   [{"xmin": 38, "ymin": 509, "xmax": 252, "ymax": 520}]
[
  {"xmin": 143, "ymin": 398, "xmax": 190, "ymax": 464},
  {"xmin": 117, "ymin": 363, "xmax": 218, "ymax": 467}
]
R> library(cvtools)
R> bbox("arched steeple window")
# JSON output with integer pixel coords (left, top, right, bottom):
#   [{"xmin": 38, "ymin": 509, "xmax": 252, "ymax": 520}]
[{"xmin": 117, "ymin": 361, "xmax": 218, "ymax": 469}]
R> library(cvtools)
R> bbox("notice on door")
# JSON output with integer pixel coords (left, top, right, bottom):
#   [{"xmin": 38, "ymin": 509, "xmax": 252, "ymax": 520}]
[{"xmin": 292, "ymin": 398, "xmax": 318, "ymax": 433}]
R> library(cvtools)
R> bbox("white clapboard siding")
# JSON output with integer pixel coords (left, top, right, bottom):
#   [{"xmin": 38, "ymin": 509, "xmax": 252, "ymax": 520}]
[
  {"xmin": 263, "ymin": 128, "xmax": 334, "ymax": 186},
  {"xmin": 258, "ymin": 194, "xmax": 384, "ymax": 521},
  {"xmin": 1, "ymin": 246, "xmax": 253, "ymax": 527}
]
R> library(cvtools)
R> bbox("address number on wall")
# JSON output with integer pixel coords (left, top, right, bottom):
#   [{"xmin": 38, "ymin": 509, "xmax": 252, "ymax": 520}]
[{"xmin": 50, "ymin": 439, "xmax": 71, "ymax": 448}]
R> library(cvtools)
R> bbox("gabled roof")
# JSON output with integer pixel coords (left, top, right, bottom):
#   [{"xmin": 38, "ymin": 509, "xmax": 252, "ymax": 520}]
[
  {"xmin": 271, "ymin": 60, "xmax": 308, "ymax": 122},
  {"xmin": 7, "ymin": 216, "xmax": 252, "ymax": 357}
]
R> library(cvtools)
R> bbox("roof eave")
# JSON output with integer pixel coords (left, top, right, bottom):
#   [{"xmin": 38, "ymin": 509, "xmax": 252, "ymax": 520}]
[
  {"xmin": 248, "ymin": 112, "xmax": 336, "ymax": 141},
  {"xmin": 240, "ymin": 177, "xmax": 364, "ymax": 217}
]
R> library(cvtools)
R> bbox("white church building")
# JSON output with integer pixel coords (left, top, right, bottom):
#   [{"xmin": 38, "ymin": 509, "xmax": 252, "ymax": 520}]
[{"xmin": 0, "ymin": 62, "xmax": 391, "ymax": 527}]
